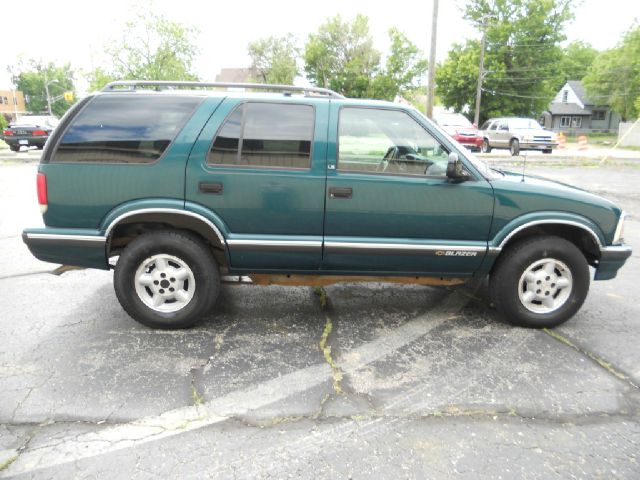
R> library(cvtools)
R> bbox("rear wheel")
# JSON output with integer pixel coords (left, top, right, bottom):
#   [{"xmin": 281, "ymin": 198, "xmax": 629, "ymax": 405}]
[
  {"xmin": 114, "ymin": 231, "xmax": 220, "ymax": 329},
  {"xmin": 509, "ymin": 139, "xmax": 520, "ymax": 156},
  {"xmin": 543, "ymin": 149, "xmax": 552, "ymax": 154},
  {"xmin": 490, "ymin": 236, "xmax": 589, "ymax": 328},
  {"xmin": 9, "ymin": 145, "xmax": 20, "ymax": 152},
  {"xmin": 481, "ymin": 138, "xmax": 492, "ymax": 153}
]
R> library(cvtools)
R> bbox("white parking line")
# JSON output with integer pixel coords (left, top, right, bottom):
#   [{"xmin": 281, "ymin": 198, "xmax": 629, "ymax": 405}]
[{"xmin": 1, "ymin": 285, "xmax": 476, "ymax": 477}]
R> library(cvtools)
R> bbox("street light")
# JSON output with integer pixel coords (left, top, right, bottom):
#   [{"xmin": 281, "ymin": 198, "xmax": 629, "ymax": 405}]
[{"xmin": 45, "ymin": 79, "xmax": 59, "ymax": 116}]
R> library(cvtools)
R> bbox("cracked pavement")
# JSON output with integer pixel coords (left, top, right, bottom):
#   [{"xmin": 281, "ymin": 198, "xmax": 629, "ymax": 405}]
[{"xmin": 1, "ymin": 162, "xmax": 639, "ymax": 478}]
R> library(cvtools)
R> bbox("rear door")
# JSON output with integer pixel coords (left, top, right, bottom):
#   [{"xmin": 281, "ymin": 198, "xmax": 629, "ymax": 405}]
[
  {"xmin": 185, "ymin": 97, "xmax": 329, "ymax": 271},
  {"xmin": 322, "ymin": 104, "xmax": 494, "ymax": 275}
]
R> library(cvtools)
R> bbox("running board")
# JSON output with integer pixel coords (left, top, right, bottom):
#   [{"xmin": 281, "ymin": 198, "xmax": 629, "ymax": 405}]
[{"xmin": 221, "ymin": 275, "xmax": 467, "ymax": 287}]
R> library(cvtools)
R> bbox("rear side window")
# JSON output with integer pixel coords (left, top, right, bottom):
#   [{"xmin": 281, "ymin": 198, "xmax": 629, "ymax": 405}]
[
  {"xmin": 52, "ymin": 95, "xmax": 201, "ymax": 163},
  {"xmin": 208, "ymin": 102, "xmax": 314, "ymax": 169}
]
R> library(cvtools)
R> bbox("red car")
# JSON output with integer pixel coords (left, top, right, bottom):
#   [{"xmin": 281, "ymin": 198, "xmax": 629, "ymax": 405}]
[{"xmin": 434, "ymin": 113, "xmax": 483, "ymax": 152}]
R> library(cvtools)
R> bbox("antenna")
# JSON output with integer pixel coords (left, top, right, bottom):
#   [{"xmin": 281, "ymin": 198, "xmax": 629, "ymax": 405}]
[{"xmin": 521, "ymin": 150, "xmax": 527, "ymax": 182}]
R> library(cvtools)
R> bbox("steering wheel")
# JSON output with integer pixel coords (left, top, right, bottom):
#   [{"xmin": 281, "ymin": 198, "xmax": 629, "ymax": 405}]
[{"xmin": 376, "ymin": 146, "xmax": 398, "ymax": 172}]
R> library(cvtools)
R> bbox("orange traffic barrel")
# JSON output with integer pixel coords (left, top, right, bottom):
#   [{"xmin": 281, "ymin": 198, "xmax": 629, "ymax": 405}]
[
  {"xmin": 557, "ymin": 132, "xmax": 566, "ymax": 149},
  {"xmin": 578, "ymin": 135, "xmax": 588, "ymax": 150}
]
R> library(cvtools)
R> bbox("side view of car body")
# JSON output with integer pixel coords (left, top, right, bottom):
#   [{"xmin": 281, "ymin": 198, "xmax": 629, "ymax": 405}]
[
  {"xmin": 480, "ymin": 117, "xmax": 558, "ymax": 156},
  {"xmin": 2, "ymin": 115, "xmax": 59, "ymax": 151},
  {"xmin": 22, "ymin": 81, "xmax": 631, "ymax": 330},
  {"xmin": 434, "ymin": 112, "xmax": 483, "ymax": 152}
]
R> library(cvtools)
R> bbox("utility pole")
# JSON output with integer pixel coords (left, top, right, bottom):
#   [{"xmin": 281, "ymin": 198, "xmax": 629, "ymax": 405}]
[
  {"xmin": 426, "ymin": 0, "xmax": 439, "ymax": 119},
  {"xmin": 44, "ymin": 78, "xmax": 58, "ymax": 116}
]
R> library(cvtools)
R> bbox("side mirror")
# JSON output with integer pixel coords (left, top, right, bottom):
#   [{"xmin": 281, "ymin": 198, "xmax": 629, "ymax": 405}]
[{"xmin": 446, "ymin": 152, "xmax": 470, "ymax": 182}]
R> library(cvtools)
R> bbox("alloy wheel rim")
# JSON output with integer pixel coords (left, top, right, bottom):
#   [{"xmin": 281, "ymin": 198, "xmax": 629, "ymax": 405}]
[
  {"xmin": 134, "ymin": 254, "xmax": 196, "ymax": 312},
  {"xmin": 518, "ymin": 258, "xmax": 573, "ymax": 314}
]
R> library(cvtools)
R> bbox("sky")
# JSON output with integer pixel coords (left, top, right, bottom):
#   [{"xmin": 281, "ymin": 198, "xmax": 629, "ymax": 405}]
[{"xmin": 1, "ymin": 0, "xmax": 639, "ymax": 92}]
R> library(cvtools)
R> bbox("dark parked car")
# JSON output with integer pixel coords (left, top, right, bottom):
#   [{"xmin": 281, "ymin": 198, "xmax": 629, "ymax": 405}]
[
  {"xmin": 434, "ymin": 112, "xmax": 483, "ymax": 152},
  {"xmin": 22, "ymin": 81, "xmax": 631, "ymax": 330},
  {"xmin": 3, "ymin": 115, "xmax": 59, "ymax": 151}
]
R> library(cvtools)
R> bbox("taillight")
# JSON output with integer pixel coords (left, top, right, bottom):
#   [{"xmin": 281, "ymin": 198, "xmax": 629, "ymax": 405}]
[
  {"xmin": 33, "ymin": 130, "xmax": 47, "ymax": 136},
  {"xmin": 2, "ymin": 129, "xmax": 12, "ymax": 136},
  {"xmin": 37, "ymin": 173, "xmax": 48, "ymax": 213}
]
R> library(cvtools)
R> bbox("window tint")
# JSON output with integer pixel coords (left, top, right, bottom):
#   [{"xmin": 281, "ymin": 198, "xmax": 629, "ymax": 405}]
[
  {"xmin": 53, "ymin": 95, "xmax": 201, "ymax": 163},
  {"xmin": 208, "ymin": 103, "xmax": 314, "ymax": 169},
  {"xmin": 338, "ymin": 107, "xmax": 449, "ymax": 177}
]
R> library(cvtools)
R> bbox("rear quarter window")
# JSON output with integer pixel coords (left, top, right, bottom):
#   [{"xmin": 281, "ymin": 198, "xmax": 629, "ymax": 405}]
[{"xmin": 51, "ymin": 95, "xmax": 201, "ymax": 164}]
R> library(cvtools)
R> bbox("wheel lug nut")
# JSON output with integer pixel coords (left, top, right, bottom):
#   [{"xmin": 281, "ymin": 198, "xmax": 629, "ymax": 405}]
[
  {"xmin": 161, "ymin": 273, "xmax": 166, "ymax": 278},
  {"xmin": 154, "ymin": 280, "xmax": 159, "ymax": 285},
  {"xmin": 170, "ymin": 277, "xmax": 175, "ymax": 282},
  {"xmin": 536, "ymin": 280, "xmax": 541, "ymax": 285},
  {"xmin": 551, "ymin": 283, "xmax": 556, "ymax": 288},
  {"xmin": 536, "ymin": 289, "xmax": 541, "ymax": 294},
  {"xmin": 159, "ymin": 289, "xmax": 165, "ymax": 294},
  {"xmin": 169, "ymin": 287, "xmax": 175, "ymax": 292},
  {"xmin": 545, "ymin": 276, "xmax": 550, "ymax": 281},
  {"xmin": 545, "ymin": 291, "xmax": 550, "ymax": 296}
]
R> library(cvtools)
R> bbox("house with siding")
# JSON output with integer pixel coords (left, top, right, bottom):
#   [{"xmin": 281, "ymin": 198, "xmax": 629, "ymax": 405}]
[{"xmin": 540, "ymin": 80, "xmax": 621, "ymax": 133}]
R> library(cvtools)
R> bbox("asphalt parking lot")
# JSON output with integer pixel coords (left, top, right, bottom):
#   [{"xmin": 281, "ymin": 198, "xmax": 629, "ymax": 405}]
[{"xmin": 0, "ymin": 154, "xmax": 639, "ymax": 478}]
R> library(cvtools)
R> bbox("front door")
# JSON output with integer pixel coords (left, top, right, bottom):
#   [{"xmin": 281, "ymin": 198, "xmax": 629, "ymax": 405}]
[
  {"xmin": 323, "ymin": 104, "xmax": 494, "ymax": 275},
  {"xmin": 186, "ymin": 98, "xmax": 329, "ymax": 271}
]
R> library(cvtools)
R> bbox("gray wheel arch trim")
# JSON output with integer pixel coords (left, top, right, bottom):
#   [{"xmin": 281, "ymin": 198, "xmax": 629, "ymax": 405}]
[
  {"xmin": 104, "ymin": 208, "xmax": 227, "ymax": 245},
  {"xmin": 493, "ymin": 219, "xmax": 605, "ymax": 251}
]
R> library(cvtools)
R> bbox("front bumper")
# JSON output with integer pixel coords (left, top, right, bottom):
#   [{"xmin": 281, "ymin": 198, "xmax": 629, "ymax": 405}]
[
  {"xmin": 519, "ymin": 142, "xmax": 558, "ymax": 150},
  {"xmin": 22, "ymin": 229, "xmax": 109, "ymax": 270},
  {"xmin": 595, "ymin": 244, "xmax": 633, "ymax": 280}
]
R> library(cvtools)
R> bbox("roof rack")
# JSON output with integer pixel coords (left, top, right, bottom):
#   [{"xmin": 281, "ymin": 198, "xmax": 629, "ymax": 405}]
[{"xmin": 101, "ymin": 80, "xmax": 344, "ymax": 99}]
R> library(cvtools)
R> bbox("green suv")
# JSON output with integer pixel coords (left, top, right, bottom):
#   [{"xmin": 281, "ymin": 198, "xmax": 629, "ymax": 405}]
[{"xmin": 22, "ymin": 81, "xmax": 631, "ymax": 329}]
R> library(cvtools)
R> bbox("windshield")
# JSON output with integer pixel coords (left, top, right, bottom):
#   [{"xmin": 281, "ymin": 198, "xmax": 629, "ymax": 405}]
[
  {"xmin": 510, "ymin": 118, "xmax": 542, "ymax": 130},
  {"xmin": 436, "ymin": 113, "xmax": 473, "ymax": 127}
]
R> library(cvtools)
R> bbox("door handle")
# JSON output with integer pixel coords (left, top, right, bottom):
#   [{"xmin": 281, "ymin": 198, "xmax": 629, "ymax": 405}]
[
  {"xmin": 199, "ymin": 182, "xmax": 223, "ymax": 194},
  {"xmin": 329, "ymin": 187, "xmax": 352, "ymax": 199}
]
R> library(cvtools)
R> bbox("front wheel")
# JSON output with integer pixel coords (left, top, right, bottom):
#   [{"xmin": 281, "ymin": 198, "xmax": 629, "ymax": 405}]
[
  {"xmin": 114, "ymin": 231, "xmax": 220, "ymax": 329},
  {"xmin": 490, "ymin": 236, "xmax": 589, "ymax": 328},
  {"xmin": 509, "ymin": 139, "xmax": 520, "ymax": 156},
  {"xmin": 481, "ymin": 139, "xmax": 492, "ymax": 153}
]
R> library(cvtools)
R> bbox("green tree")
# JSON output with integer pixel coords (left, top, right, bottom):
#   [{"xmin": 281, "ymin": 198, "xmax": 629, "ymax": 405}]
[
  {"xmin": 369, "ymin": 28, "xmax": 428, "ymax": 100},
  {"xmin": 555, "ymin": 41, "xmax": 598, "ymax": 89},
  {"xmin": 583, "ymin": 25, "xmax": 640, "ymax": 121},
  {"xmin": 304, "ymin": 14, "xmax": 381, "ymax": 97},
  {"xmin": 248, "ymin": 35, "xmax": 299, "ymax": 85},
  {"xmin": 87, "ymin": 9, "xmax": 199, "ymax": 90},
  {"xmin": 436, "ymin": 0, "xmax": 573, "ymax": 123},
  {"xmin": 11, "ymin": 60, "xmax": 76, "ymax": 117}
]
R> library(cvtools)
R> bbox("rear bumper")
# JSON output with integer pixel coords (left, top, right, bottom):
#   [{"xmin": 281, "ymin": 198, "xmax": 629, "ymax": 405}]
[
  {"xmin": 595, "ymin": 244, "xmax": 633, "ymax": 280},
  {"xmin": 22, "ymin": 229, "xmax": 109, "ymax": 270},
  {"xmin": 5, "ymin": 136, "xmax": 48, "ymax": 147}
]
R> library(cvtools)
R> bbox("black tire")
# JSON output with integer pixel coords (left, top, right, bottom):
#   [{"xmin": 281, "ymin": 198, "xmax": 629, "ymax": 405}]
[
  {"xmin": 543, "ymin": 149, "xmax": 552, "ymax": 154},
  {"xmin": 9, "ymin": 145, "xmax": 20, "ymax": 152},
  {"xmin": 481, "ymin": 138, "xmax": 492, "ymax": 153},
  {"xmin": 489, "ymin": 235, "xmax": 589, "ymax": 328},
  {"xmin": 114, "ymin": 231, "xmax": 220, "ymax": 329},
  {"xmin": 509, "ymin": 138, "xmax": 520, "ymax": 156}
]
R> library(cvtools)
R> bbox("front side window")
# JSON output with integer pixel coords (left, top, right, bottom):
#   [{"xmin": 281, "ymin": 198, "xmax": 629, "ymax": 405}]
[
  {"xmin": 338, "ymin": 107, "xmax": 449, "ymax": 177},
  {"xmin": 208, "ymin": 102, "xmax": 314, "ymax": 169},
  {"xmin": 53, "ymin": 95, "xmax": 201, "ymax": 163}
]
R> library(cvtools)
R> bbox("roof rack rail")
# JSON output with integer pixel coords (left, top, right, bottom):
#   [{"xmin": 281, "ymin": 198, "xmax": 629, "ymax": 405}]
[{"xmin": 101, "ymin": 80, "xmax": 344, "ymax": 99}]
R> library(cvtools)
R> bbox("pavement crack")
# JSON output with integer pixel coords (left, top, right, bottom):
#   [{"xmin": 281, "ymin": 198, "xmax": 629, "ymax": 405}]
[
  {"xmin": 314, "ymin": 287, "xmax": 344, "ymax": 396},
  {"xmin": 543, "ymin": 328, "xmax": 639, "ymax": 390}
]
